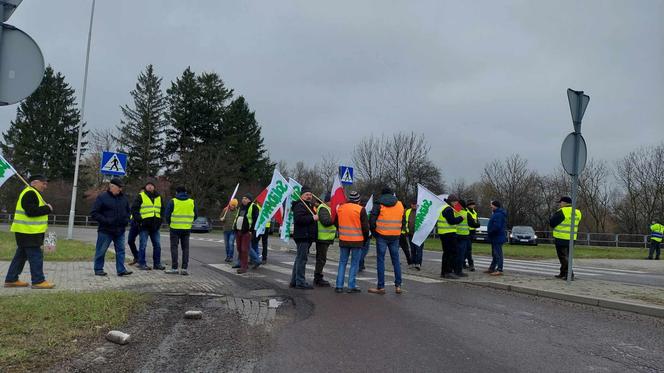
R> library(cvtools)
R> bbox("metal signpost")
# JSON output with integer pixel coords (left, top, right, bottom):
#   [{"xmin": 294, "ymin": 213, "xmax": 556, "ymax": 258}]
[{"xmin": 561, "ymin": 88, "xmax": 590, "ymax": 284}]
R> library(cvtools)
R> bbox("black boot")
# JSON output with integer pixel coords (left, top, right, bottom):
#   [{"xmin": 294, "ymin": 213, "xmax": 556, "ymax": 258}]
[{"xmin": 314, "ymin": 277, "xmax": 331, "ymax": 287}]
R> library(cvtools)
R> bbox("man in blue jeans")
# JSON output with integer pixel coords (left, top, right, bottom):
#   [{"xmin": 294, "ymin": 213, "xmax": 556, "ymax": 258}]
[
  {"xmin": 90, "ymin": 178, "xmax": 132, "ymax": 277},
  {"xmin": 289, "ymin": 186, "xmax": 318, "ymax": 289},
  {"xmin": 368, "ymin": 187, "xmax": 405, "ymax": 295},
  {"xmin": 220, "ymin": 198, "xmax": 238, "ymax": 262},
  {"xmin": 334, "ymin": 191, "xmax": 370, "ymax": 293},
  {"xmin": 132, "ymin": 180, "xmax": 165, "ymax": 270},
  {"xmin": 486, "ymin": 200, "xmax": 507, "ymax": 276}
]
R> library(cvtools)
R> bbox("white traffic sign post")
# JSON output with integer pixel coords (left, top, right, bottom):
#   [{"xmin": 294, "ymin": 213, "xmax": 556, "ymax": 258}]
[{"xmin": 563, "ymin": 88, "xmax": 590, "ymax": 284}]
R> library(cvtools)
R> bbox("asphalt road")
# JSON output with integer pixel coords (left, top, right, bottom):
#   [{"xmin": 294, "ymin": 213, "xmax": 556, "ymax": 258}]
[{"xmin": 49, "ymin": 227, "xmax": 664, "ymax": 372}]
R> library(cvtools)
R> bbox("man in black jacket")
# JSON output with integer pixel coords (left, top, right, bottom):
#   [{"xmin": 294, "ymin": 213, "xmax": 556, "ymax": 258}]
[
  {"xmin": 314, "ymin": 192, "xmax": 335, "ymax": 287},
  {"xmin": 90, "ymin": 178, "xmax": 132, "ymax": 277},
  {"xmin": 290, "ymin": 186, "xmax": 318, "ymax": 289},
  {"xmin": 4, "ymin": 174, "xmax": 55, "ymax": 289},
  {"xmin": 233, "ymin": 193, "xmax": 260, "ymax": 273},
  {"xmin": 438, "ymin": 194, "xmax": 464, "ymax": 279},
  {"xmin": 132, "ymin": 181, "xmax": 165, "ymax": 270}
]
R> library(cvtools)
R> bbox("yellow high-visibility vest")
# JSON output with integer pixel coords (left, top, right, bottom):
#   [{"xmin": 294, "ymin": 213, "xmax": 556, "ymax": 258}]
[
  {"xmin": 170, "ymin": 198, "xmax": 195, "ymax": 230},
  {"xmin": 139, "ymin": 192, "xmax": 161, "ymax": 219},
  {"xmin": 456, "ymin": 209, "xmax": 470, "ymax": 236},
  {"xmin": 317, "ymin": 204, "xmax": 336, "ymax": 241},
  {"xmin": 436, "ymin": 205, "xmax": 456, "ymax": 235},
  {"xmin": 552, "ymin": 207, "xmax": 582, "ymax": 240},
  {"xmin": 468, "ymin": 209, "xmax": 478, "ymax": 232},
  {"xmin": 11, "ymin": 186, "xmax": 48, "ymax": 234}
]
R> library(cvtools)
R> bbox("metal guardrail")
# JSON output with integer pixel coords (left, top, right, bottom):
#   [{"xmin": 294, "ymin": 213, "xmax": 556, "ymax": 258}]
[{"xmin": 0, "ymin": 213, "xmax": 651, "ymax": 248}]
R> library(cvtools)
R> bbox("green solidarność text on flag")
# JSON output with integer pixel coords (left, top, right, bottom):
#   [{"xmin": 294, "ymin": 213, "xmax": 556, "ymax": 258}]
[{"xmin": 0, "ymin": 154, "xmax": 17, "ymax": 188}]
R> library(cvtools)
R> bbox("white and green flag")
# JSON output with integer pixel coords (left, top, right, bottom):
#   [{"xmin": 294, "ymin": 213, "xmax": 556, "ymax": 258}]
[
  {"xmin": 255, "ymin": 169, "xmax": 294, "ymax": 236},
  {"xmin": 280, "ymin": 178, "xmax": 302, "ymax": 242},
  {"xmin": 0, "ymin": 154, "xmax": 17, "ymax": 188},
  {"xmin": 412, "ymin": 184, "xmax": 446, "ymax": 246}
]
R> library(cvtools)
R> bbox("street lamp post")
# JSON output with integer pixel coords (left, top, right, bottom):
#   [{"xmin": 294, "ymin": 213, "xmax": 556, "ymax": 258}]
[{"xmin": 66, "ymin": 0, "xmax": 95, "ymax": 239}]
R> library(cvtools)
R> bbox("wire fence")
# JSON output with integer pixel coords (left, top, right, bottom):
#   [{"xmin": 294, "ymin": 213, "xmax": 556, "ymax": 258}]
[{"xmin": 0, "ymin": 213, "xmax": 652, "ymax": 248}]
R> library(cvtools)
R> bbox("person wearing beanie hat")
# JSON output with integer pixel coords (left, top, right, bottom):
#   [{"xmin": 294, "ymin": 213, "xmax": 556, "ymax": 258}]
[
  {"xmin": 233, "ymin": 194, "xmax": 262, "ymax": 273},
  {"xmin": 486, "ymin": 200, "xmax": 508, "ymax": 276},
  {"xmin": 464, "ymin": 199, "xmax": 480, "ymax": 271},
  {"xmin": 334, "ymin": 191, "xmax": 370, "ymax": 293},
  {"xmin": 131, "ymin": 178, "xmax": 165, "ymax": 270},
  {"xmin": 220, "ymin": 198, "xmax": 240, "ymax": 262},
  {"xmin": 549, "ymin": 196, "xmax": 582, "ymax": 279},
  {"xmin": 163, "ymin": 186, "xmax": 198, "ymax": 275},
  {"xmin": 368, "ymin": 186, "xmax": 405, "ymax": 294},
  {"xmin": 437, "ymin": 195, "xmax": 464, "ymax": 279},
  {"xmin": 289, "ymin": 186, "xmax": 319, "ymax": 289},
  {"xmin": 90, "ymin": 178, "xmax": 132, "ymax": 277},
  {"xmin": 455, "ymin": 199, "xmax": 480, "ymax": 275},
  {"xmin": 4, "ymin": 173, "xmax": 55, "ymax": 289},
  {"xmin": 314, "ymin": 190, "xmax": 336, "ymax": 287}
]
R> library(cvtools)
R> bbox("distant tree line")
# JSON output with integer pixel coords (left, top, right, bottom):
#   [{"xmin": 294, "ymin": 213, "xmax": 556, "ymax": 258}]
[{"xmin": 0, "ymin": 65, "xmax": 273, "ymax": 215}]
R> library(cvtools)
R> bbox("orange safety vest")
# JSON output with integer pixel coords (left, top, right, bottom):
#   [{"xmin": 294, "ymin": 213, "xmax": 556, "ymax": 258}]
[
  {"xmin": 375, "ymin": 201, "xmax": 404, "ymax": 236},
  {"xmin": 338, "ymin": 203, "xmax": 364, "ymax": 242}
]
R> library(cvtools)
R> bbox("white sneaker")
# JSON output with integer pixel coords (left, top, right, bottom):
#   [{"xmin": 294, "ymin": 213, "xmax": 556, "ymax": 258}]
[{"xmin": 165, "ymin": 269, "xmax": 179, "ymax": 274}]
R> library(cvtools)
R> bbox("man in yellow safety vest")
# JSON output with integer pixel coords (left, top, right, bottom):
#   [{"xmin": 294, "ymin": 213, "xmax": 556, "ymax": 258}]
[
  {"xmin": 648, "ymin": 220, "xmax": 663, "ymax": 260},
  {"xmin": 164, "ymin": 186, "xmax": 198, "ymax": 275},
  {"xmin": 4, "ymin": 174, "xmax": 55, "ymax": 289},
  {"xmin": 549, "ymin": 196, "xmax": 582, "ymax": 280},
  {"xmin": 132, "ymin": 180, "xmax": 165, "ymax": 270}
]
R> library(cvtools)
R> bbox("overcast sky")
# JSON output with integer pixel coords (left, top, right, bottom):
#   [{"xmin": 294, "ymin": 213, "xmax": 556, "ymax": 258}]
[{"xmin": 1, "ymin": 0, "xmax": 662, "ymax": 184}]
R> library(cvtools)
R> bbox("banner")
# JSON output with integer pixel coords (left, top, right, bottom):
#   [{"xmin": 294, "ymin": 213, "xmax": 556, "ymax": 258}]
[
  {"xmin": 0, "ymin": 154, "xmax": 16, "ymax": 188},
  {"xmin": 412, "ymin": 184, "xmax": 446, "ymax": 246},
  {"xmin": 280, "ymin": 178, "xmax": 302, "ymax": 242},
  {"xmin": 365, "ymin": 194, "xmax": 373, "ymax": 216},
  {"xmin": 254, "ymin": 169, "xmax": 293, "ymax": 236}
]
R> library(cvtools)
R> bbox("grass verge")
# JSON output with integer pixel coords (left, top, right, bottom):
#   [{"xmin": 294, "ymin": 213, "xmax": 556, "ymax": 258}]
[
  {"xmin": 0, "ymin": 231, "xmax": 110, "ymax": 261},
  {"xmin": 423, "ymin": 238, "xmax": 649, "ymax": 260},
  {"xmin": 0, "ymin": 290, "xmax": 149, "ymax": 372}
]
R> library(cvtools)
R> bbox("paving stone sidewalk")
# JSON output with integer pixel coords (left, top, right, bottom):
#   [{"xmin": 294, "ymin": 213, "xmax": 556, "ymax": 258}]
[{"xmin": 0, "ymin": 261, "xmax": 231, "ymax": 295}]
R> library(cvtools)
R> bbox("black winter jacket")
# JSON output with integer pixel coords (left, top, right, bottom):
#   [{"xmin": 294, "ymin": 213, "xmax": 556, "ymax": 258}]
[
  {"xmin": 91, "ymin": 190, "xmax": 130, "ymax": 235},
  {"xmin": 292, "ymin": 199, "xmax": 317, "ymax": 243}
]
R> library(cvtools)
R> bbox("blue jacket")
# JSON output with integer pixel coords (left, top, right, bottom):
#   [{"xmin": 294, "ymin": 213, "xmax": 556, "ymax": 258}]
[
  {"xmin": 487, "ymin": 207, "xmax": 507, "ymax": 244},
  {"xmin": 163, "ymin": 192, "xmax": 198, "ymax": 231},
  {"xmin": 91, "ymin": 190, "xmax": 130, "ymax": 235}
]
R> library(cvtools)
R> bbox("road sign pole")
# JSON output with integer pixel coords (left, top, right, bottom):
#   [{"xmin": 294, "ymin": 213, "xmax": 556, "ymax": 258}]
[
  {"xmin": 567, "ymin": 96, "xmax": 583, "ymax": 284},
  {"xmin": 66, "ymin": 0, "xmax": 95, "ymax": 239}
]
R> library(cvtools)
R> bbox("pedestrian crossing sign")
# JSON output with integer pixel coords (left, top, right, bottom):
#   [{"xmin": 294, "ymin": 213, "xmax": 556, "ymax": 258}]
[
  {"xmin": 100, "ymin": 151, "xmax": 127, "ymax": 176},
  {"xmin": 339, "ymin": 165, "xmax": 353, "ymax": 185}
]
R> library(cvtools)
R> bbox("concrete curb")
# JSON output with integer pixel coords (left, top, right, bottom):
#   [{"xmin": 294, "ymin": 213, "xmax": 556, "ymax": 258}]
[{"xmin": 471, "ymin": 281, "xmax": 664, "ymax": 319}]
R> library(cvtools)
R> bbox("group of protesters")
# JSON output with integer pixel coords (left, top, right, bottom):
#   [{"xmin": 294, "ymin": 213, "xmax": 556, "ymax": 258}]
[{"xmin": 4, "ymin": 173, "xmax": 584, "ymax": 291}]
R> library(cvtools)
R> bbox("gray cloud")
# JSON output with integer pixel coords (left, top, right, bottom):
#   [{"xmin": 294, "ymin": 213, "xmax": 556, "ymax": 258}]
[{"xmin": 1, "ymin": 0, "xmax": 662, "ymax": 184}]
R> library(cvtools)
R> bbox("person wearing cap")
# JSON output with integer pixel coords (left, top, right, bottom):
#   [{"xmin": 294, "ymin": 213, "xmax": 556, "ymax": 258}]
[
  {"xmin": 464, "ymin": 199, "xmax": 480, "ymax": 271},
  {"xmin": 4, "ymin": 174, "xmax": 55, "ymax": 289},
  {"xmin": 220, "ymin": 198, "xmax": 239, "ymax": 263},
  {"xmin": 549, "ymin": 196, "xmax": 582, "ymax": 279},
  {"xmin": 334, "ymin": 191, "xmax": 370, "ymax": 293},
  {"xmin": 126, "ymin": 188, "xmax": 144, "ymax": 266},
  {"xmin": 233, "ymin": 193, "xmax": 261, "ymax": 273},
  {"xmin": 486, "ymin": 200, "xmax": 508, "ymax": 276},
  {"xmin": 163, "ymin": 186, "xmax": 198, "ymax": 275},
  {"xmin": 314, "ymin": 192, "xmax": 335, "ymax": 287},
  {"xmin": 132, "ymin": 180, "xmax": 165, "ymax": 270},
  {"xmin": 90, "ymin": 178, "xmax": 133, "ymax": 277},
  {"xmin": 290, "ymin": 186, "xmax": 319, "ymax": 289},
  {"xmin": 648, "ymin": 220, "xmax": 663, "ymax": 260},
  {"xmin": 368, "ymin": 187, "xmax": 405, "ymax": 294},
  {"xmin": 437, "ymin": 194, "xmax": 464, "ymax": 279}
]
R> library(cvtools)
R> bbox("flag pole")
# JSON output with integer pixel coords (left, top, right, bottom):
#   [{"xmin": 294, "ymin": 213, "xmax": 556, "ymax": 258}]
[
  {"xmin": 297, "ymin": 194, "xmax": 316, "ymax": 216},
  {"xmin": 8, "ymin": 165, "xmax": 31, "ymax": 188},
  {"xmin": 220, "ymin": 183, "xmax": 240, "ymax": 220}
]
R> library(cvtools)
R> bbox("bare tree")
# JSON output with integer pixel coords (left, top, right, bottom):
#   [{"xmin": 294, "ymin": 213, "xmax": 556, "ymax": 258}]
[
  {"xmin": 352, "ymin": 132, "xmax": 444, "ymax": 201},
  {"xmin": 480, "ymin": 154, "xmax": 539, "ymax": 227},
  {"xmin": 614, "ymin": 143, "xmax": 664, "ymax": 233},
  {"xmin": 578, "ymin": 159, "xmax": 614, "ymax": 232}
]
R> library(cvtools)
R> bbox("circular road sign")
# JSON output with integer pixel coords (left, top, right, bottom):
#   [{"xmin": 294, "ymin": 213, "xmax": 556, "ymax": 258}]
[
  {"xmin": 0, "ymin": 24, "xmax": 45, "ymax": 106},
  {"xmin": 561, "ymin": 132, "xmax": 587, "ymax": 176}
]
